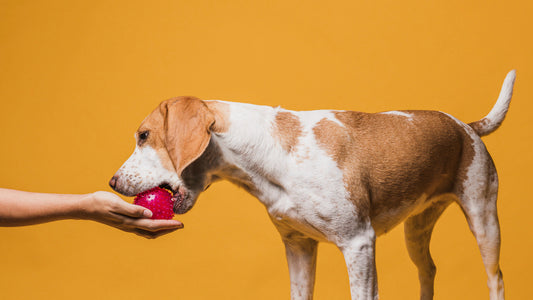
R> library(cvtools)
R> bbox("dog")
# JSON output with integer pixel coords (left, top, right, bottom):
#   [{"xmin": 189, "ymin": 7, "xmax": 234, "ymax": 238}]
[{"xmin": 109, "ymin": 70, "xmax": 515, "ymax": 300}]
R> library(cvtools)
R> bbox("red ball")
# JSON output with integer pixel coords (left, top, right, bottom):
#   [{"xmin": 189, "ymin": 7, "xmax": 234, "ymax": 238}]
[{"xmin": 133, "ymin": 187, "xmax": 175, "ymax": 220}]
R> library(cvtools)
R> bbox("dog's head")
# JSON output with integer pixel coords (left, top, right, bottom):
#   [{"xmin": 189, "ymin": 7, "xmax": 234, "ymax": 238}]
[{"xmin": 109, "ymin": 96, "xmax": 218, "ymax": 214}]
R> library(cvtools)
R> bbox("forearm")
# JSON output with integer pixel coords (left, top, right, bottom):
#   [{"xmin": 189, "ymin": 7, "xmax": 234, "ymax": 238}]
[
  {"xmin": 0, "ymin": 188, "xmax": 88, "ymax": 226},
  {"xmin": 0, "ymin": 188, "xmax": 183, "ymax": 238}
]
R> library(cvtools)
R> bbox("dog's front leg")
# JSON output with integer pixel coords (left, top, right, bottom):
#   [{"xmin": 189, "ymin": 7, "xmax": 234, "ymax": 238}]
[
  {"xmin": 281, "ymin": 232, "xmax": 318, "ymax": 300},
  {"xmin": 339, "ymin": 226, "xmax": 378, "ymax": 300}
]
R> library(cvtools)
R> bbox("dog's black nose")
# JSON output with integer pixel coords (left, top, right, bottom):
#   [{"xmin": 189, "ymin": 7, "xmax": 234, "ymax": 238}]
[{"xmin": 109, "ymin": 176, "xmax": 118, "ymax": 190}]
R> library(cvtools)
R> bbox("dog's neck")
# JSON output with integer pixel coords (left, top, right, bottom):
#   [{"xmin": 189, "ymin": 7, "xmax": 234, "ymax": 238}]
[{"xmin": 208, "ymin": 101, "xmax": 291, "ymax": 206}]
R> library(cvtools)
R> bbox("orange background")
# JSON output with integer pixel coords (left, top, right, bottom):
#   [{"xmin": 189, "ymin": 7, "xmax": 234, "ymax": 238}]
[{"xmin": 1, "ymin": 1, "xmax": 532, "ymax": 299}]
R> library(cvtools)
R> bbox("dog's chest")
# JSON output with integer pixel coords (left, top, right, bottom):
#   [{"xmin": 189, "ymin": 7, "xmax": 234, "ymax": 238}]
[{"xmin": 254, "ymin": 168, "xmax": 361, "ymax": 243}]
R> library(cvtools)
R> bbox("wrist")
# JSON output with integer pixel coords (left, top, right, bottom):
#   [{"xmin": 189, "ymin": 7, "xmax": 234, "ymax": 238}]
[{"xmin": 74, "ymin": 193, "xmax": 95, "ymax": 220}]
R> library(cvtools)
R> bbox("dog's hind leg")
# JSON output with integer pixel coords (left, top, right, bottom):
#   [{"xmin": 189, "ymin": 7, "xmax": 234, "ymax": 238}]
[
  {"xmin": 455, "ymin": 148, "xmax": 504, "ymax": 300},
  {"xmin": 404, "ymin": 198, "xmax": 452, "ymax": 300}
]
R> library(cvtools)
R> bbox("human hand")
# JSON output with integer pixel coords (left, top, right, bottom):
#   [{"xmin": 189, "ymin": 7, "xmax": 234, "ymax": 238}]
[{"xmin": 79, "ymin": 191, "xmax": 183, "ymax": 239}]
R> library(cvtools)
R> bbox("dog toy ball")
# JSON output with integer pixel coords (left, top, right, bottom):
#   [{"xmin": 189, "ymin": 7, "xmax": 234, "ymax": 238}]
[{"xmin": 134, "ymin": 187, "xmax": 175, "ymax": 220}]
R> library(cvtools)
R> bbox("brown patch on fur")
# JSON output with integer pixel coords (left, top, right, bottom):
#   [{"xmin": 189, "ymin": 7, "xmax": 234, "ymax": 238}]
[
  {"xmin": 273, "ymin": 111, "xmax": 302, "ymax": 153},
  {"xmin": 205, "ymin": 101, "xmax": 231, "ymax": 133},
  {"xmin": 136, "ymin": 96, "xmax": 215, "ymax": 176},
  {"xmin": 313, "ymin": 111, "xmax": 465, "ymax": 233},
  {"xmin": 468, "ymin": 118, "xmax": 490, "ymax": 136},
  {"xmin": 451, "ymin": 122, "xmax": 477, "ymax": 197},
  {"xmin": 312, "ymin": 116, "xmax": 370, "ymax": 217},
  {"xmin": 163, "ymin": 97, "xmax": 215, "ymax": 176}
]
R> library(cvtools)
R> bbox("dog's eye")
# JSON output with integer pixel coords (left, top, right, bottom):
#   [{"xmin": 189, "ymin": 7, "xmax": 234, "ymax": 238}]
[{"xmin": 139, "ymin": 131, "xmax": 150, "ymax": 141}]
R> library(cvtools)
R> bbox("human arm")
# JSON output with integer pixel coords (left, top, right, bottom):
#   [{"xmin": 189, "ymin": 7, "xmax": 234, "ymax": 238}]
[{"xmin": 0, "ymin": 188, "xmax": 183, "ymax": 238}]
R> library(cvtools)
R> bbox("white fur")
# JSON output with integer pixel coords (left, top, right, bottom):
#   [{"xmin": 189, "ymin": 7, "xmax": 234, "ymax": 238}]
[
  {"xmin": 380, "ymin": 110, "xmax": 414, "ymax": 120},
  {"xmin": 484, "ymin": 70, "xmax": 516, "ymax": 132},
  {"xmin": 204, "ymin": 103, "xmax": 377, "ymax": 299},
  {"xmin": 440, "ymin": 112, "xmax": 505, "ymax": 300},
  {"xmin": 210, "ymin": 103, "xmax": 361, "ymax": 244},
  {"xmin": 113, "ymin": 145, "xmax": 182, "ymax": 196}
]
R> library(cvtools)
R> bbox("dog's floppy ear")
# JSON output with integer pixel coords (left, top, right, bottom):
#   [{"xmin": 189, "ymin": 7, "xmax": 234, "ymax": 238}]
[{"xmin": 162, "ymin": 96, "xmax": 215, "ymax": 176}]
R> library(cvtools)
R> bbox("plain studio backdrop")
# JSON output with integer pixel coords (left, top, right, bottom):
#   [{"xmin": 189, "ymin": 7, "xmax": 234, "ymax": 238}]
[{"xmin": 1, "ymin": 1, "xmax": 532, "ymax": 299}]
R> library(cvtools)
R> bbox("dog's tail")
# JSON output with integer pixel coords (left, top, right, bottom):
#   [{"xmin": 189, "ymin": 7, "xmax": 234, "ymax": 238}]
[{"xmin": 468, "ymin": 70, "xmax": 516, "ymax": 137}]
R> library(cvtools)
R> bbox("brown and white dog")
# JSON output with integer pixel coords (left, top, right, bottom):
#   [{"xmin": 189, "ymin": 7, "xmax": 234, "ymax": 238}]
[{"xmin": 109, "ymin": 70, "xmax": 516, "ymax": 300}]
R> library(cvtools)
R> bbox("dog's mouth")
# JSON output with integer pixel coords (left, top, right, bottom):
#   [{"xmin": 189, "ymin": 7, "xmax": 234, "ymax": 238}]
[{"xmin": 158, "ymin": 182, "xmax": 187, "ymax": 213}]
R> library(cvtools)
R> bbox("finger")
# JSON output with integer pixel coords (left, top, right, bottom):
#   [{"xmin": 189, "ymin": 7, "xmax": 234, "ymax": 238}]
[
  {"xmin": 113, "ymin": 202, "xmax": 153, "ymax": 219},
  {"xmin": 127, "ymin": 219, "xmax": 184, "ymax": 232}
]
